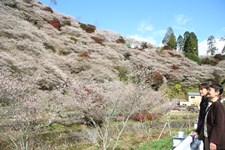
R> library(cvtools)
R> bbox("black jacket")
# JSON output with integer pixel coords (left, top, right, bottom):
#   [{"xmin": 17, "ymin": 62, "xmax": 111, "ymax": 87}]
[
  {"xmin": 206, "ymin": 99, "xmax": 225, "ymax": 149},
  {"xmin": 196, "ymin": 96, "xmax": 209, "ymax": 139}
]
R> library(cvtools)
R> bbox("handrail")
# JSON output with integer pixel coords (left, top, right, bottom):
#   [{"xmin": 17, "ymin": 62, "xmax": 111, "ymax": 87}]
[{"xmin": 173, "ymin": 136, "xmax": 203, "ymax": 150}]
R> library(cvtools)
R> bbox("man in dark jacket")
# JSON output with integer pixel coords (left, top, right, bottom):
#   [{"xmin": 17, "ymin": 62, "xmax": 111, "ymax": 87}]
[{"xmin": 204, "ymin": 83, "xmax": 225, "ymax": 150}]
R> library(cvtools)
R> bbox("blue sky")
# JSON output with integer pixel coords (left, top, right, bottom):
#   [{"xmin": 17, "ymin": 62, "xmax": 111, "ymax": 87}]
[{"xmin": 38, "ymin": 0, "xmax": 225, "ymax": 55}]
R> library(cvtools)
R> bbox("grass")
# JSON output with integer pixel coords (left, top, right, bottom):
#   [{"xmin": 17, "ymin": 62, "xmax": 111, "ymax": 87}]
[
  {"xmin": 107, "ymin": 111, "xmax": 198, "ymax": 150},
  {"xmin": 137, "ymin": 137, "xmax": 173, "ymax": 150},
  {"xmin": 0, "ymin": 111, "xmax": 198, "ymax": 150}
]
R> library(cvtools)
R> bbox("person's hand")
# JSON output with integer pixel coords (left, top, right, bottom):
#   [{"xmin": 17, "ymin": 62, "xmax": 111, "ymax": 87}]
[
  {"xmin": 210, "ymin": 142, "xmax": 216, "ymax": 150},
  {"xmin": 189, "ymin": 132, "xmax": 198, "ymax": 137}
]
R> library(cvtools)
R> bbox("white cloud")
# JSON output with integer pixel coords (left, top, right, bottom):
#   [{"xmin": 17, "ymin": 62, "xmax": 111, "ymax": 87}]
[
  {"xmin": 137, "ymin": 20, "xmax": 154, "ymax": 33},
  {"xmin": 175, "ymin": 14, "xmax": 190, "ymax": 25},
  {"xmin": 198, "ymin": 38, "xmax": 225, "ymax": 56},
  {"xmin": 198, "ymin": 40, "xmax": 208, "ymax": 56}
]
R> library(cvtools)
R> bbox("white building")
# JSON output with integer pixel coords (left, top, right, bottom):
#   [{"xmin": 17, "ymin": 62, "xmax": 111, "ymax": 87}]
[{"xmin": 180, "ymin": 92, "xmax": 201, "ymax": 107}]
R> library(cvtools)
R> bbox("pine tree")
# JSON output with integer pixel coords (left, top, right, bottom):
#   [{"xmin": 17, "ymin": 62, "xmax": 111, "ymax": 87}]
[
  {"xmin": 207, "ymin": 36, "xmax": 218, "ymax": 55},
  {"xmin": 183, "ymin": 31, "xmax": 200, "ymax": 64},
  {"xmin": 222, "ymin": 45, "xmax": 225, "ymax": 54},
  {"xmin": 183, "ymin": 32, "xmax": 198, "ymax": 55},
  {"xmin": 176, "ymin": 35, "xmax": 184, "ymax": 51},
  {"xmin": 162, "ymin": 27, "xmax": 173, "ymax": 45},
  {"xmin": 221, "ymin": 36, "xmax": 225, "ymax": 54},
  {"xmin": 168, "ymin": 34, "xmax": 177, "ymax": 49},
  {"xmin": 162, "ymin": 27, "xmax": 176, "ymax": 49}
]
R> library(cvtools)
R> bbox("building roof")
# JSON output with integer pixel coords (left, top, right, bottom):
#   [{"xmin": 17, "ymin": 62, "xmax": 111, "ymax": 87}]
[{"xmin": 187, "ymin": 92, "xmax": 200, "ymax": 96}]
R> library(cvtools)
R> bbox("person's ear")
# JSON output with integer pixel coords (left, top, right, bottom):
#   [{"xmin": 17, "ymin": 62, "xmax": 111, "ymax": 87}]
[{"xmin": 215, "ymin": 90, "xmax": 220, "ymax": 96}]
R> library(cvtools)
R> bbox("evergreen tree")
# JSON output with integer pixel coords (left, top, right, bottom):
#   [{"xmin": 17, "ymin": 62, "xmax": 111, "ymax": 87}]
[
  {"xmin": 168, "ymin": 34, "xmax": 177, "ymax": 49},
  {"xmin": 222, "ymin": 45, "xmax": 225, "ymax": 54},
  {"xmin": 183, "ymin": 32, "xmax": 198, "ymax": 55},
  {"xmin": 176, "ymin": 35, "xmax": 184, "ymax": 51},
  {"xmin": 207, "ymin": 35, "xmax": 218, "ymax": 55},
  {"xmin": 183, "ymin": 31, "xmax": 190, "ymax": 44},
  {"xmin": 183, "ymin": 31, "xmax": 200, "ymax": 64},
  {"xmin": 162, "ymin": 27, "xmax": 173, "ymax": 45},
  {"xmin": 162, "ymin": 27, "xmax": 176, "ymax": 49},
  {"xmin": 221, "ymin": 36, "xmax": 225, "ymax": 54}
]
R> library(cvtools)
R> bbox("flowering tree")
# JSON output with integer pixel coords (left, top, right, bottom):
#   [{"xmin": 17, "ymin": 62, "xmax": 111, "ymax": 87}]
[
  {"xmin": 0, "ymin": 70, "xmax": 43, "ymax": 150},
  {"xmin": 65, "ymin": 64, "xmax": 173, "ymax": 150}
]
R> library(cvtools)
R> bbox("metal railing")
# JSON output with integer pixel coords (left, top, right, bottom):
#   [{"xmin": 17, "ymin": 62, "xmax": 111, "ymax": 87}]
[{"xmin": 173, "ymin": 135, "xmax": 203, "ymax": 150}]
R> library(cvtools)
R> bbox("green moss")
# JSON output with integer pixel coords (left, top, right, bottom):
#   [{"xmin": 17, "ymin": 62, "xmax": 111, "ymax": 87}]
[{"xmin": 43, "ymin": 42, "xmax": 56, "ymax": 52}]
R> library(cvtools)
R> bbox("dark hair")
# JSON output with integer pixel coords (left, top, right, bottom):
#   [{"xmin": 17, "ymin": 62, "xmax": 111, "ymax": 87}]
[
  {"xmin": 199, "ymin": 79, "xmax": 216, "ymax": 90},
  {"xmin": 209, "ymin": 83, "xmax": 224, "ymax": 95}
]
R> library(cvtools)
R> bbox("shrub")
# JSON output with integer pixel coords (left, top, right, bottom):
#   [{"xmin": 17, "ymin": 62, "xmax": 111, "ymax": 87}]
[
  {"xmin": 171, "ymin": 64, "xmax": 179, "ymax": 70},
  {"xmin": 214, "ymin": 54, "xmax": 225, "ymax": 61},
  {"xmin": 43, "ymin": 42, "xmax": 56, "ymax": 52},
  {"xmin": 201, "ymin": 57, "xmax": 219, "ymax": 66},
  {"xmin": 130, "ymin": 110, "xmax": 162, "ymax": 122},
  {"xmin": 91, "ymin": 36, "xmax": 105, "ymax": 46},
  {"xmin": 116, "ymin": 36, "xmax": 125, "ymax": 44},
  {"xmin": 78, "ymin": 51, "xmax": 91, "ymax": 59},
  {"xmin": 79, "ymin": 23, "xmax": 96, "ymax": 33},
  {"xmin": 48, "ymin": 17, "xmax": 61, "ymax": 30},
  {"xmin": 146, "ymin": 71, "xmax": 164, "ymax": 91},
  {"xmin": 42, "ymin": 7, "xmax": 53, "ymax": 13},
  {"xmin": 61, "ymin": 16, "xmax": 71, "ymax": 26},
  {"xmin": 167, "ymin": 50, "xmax": 182, "ymax": 58},
  {"xmin": 126, "ymin": 43, "xmax": 131, "ymax": 48},
  {"xmin": 123, "ymin": 52, "xmax": 132, "ymax": 60},
  {"xmin": 185, "ymin": 53, "xmax": 201, "ymax": 65},
  {"xmin": 117, "ymin": 66, "xmax": 128, "ymax": 81},
  {"xmin": 164, "ymin": 73, "xmax": 177, "ymax": 82},
  {"xmin": 140, "ymin": 42, "xmax": 148, "ymax": 50}
]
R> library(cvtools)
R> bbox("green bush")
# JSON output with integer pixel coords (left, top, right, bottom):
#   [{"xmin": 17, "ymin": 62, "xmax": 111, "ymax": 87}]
[
  {"xmin": 185, "ymin": 53, "xmax": 201, "ymax": 65},
  {"xmin": 201, "ymin": 57, "xmax": 219, "ymax": 66},
  {"xmin": 117, "ymin": 66, "xmax": 128, "ymax": 81}
]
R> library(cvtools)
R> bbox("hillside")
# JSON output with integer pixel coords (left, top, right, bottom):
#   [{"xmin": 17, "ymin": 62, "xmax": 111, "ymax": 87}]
[
  {"xmin": 1, "ymin": 0, "xmax": 225, "ymax": 124},
  {"xmin": 0, "ymin": 0, "xmax": 225, "ymax": 149}
]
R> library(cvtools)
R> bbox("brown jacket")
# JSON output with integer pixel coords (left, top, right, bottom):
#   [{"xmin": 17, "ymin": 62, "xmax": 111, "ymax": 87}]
[{"xmin": 206, "ymin": 99, "xmax": 225, "ymax": 149}]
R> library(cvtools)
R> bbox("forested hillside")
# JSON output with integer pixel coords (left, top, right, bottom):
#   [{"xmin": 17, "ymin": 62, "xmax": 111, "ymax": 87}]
[{"xmin": 0, "ymin": 0, "xmax": 225, "ymax": 149}]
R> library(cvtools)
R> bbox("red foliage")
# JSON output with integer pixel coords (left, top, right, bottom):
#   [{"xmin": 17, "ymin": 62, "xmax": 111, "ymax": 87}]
[
  {"xmin": 151, "ymin": 71, "xmax": 163, "ymax": 84},
  {"xmin": 131, "ymin": 110, "xmax": 162, "ymax": 122},
  {"xmin": 91, "ymin": 36, "xmax": 105, "ymax": 46},
  {"xmin": 79, "ymin": 23, "xmax": 96, "ymax": 33},
  {"xmin": 164, "ymin": 73, "xmax": 177, "ymax": 82},
  {"xmin": 171, "ymin": 64, "xmax": 179, "ymax": 70},
  {"xmin": 48, "ymin": 17, "xmax": 61, "ymax": 30},
  {"xmin": 85, "ymin": 24, "xmax": 96, "ymax": 33},
  {"xmin": 78, "ymin": 51, "xmax": 91, "ymax": 59}
]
